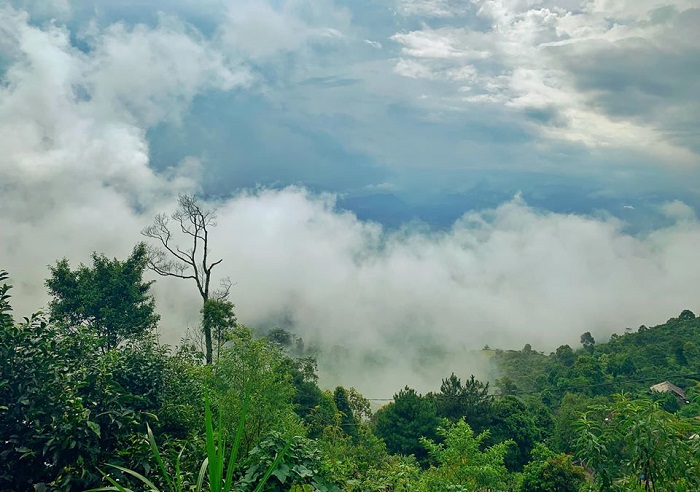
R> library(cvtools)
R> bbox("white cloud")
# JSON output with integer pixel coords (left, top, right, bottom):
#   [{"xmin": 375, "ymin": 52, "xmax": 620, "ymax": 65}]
[
  {"xmin": 8, "ymin": 0, "xmax": 71, "ymax": 19},
  {"xmin": 85, "ymin": 16, "xmax": 251, "ymax": 126},
  {"xmin": 216, "ymin": 0, "xmax": 350, "ymax": 60},
  {"xmin": 395, "ymin": 0, "xmax": 472, "ymax": 18},
  {"xmin": 172, "ymin": 189, "xmax": 699, "ymax": 394},
  {"xmin": 660, "ymin": 200, "xmax": 697, "ymax": 222},
  {"xmin": 389, "ymin": 0, "xmax": 700, "ymax": 165},
  {"xmin": 392, "ymin": 28, "xmax": 491, "ymax": 60},
  {"xmin": 584, "ymin": 0, "xmax": 698, "ymax": 19}
]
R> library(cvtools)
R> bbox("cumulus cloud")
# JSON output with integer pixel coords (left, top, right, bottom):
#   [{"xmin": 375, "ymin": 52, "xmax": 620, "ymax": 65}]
[
  {"xmin": 389, "ymin": 0, "xmax": 700, "ymax": 166},
  {"xmin": 86, "ymin": 17, "xmax": 251, "ymax": 126}
]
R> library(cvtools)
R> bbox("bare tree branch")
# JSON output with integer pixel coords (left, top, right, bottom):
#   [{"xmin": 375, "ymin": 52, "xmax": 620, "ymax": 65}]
[
  {"xmin": 214, "ymin": 277, "xmax": 235, "ymax": 301},
  {"xmin": 141, "ymin": 194, "xmax": 230, "ymax": 364}
]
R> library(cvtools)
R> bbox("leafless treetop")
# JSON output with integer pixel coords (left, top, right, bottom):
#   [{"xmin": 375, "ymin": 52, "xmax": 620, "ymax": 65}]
[{"xmin": 142, "ymin": 194, "xmax": 230, "ymax": 302}]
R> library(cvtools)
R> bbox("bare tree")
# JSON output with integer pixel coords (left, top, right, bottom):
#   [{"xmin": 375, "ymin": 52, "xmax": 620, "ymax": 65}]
[{"xmin": 142, "ymin": 194, "xmax": 230, "ymax": 363}]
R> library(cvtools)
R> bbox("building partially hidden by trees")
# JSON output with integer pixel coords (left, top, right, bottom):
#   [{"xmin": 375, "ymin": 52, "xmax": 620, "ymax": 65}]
[{"xmin": 650, "ymin": 381, "xmax": 687, "ymax": 401}]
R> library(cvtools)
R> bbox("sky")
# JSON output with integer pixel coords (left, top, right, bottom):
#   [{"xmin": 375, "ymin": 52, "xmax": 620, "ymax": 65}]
[{"xmin": 1, "ymin": 0, "xmax": 699, "ymax": 395}]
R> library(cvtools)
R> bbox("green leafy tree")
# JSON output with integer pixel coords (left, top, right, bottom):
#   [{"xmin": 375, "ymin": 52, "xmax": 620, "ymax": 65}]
[
  {"xmin": 210, "ymin": 327, "xmax": 304, "ymax": 455},
  {"xmin": 576, "ymin": 394, "xmax": 700, "ymax": 491},
  {"xmin": 346, "ymin": 455, "xmax": 422, "ymax": 492},
  {"xmin": 487, "ymin": 395, "xmax": 539, "ymax": 471},
  {"xmin": 280, "ymin": 356, "xmax": 326, "ymax": 425},
  {"xmin": 0, "ymin": 311, "xmax": 103, "ymax": 489},
  {"xmin": 495, "ymin": 376, "xmax": 519, "ymax": 396},
  {"xmin": 240, "ymin": 433, "xmax": 340, "ymax": 492},
  {"xmin": 318, "ymin": 423, "xmax": 388, "ymax": 487},
  {"xmin": 0, "ymin": 270, "xmax": 11, "ymax": 327},
  {"xmin": 266, "ymin": 328, "xmax": 295, "ymax": 348},
  {"xmin": 373, "ymin": 387, "xmax": 439, "ymax": 463},
  {"xmin": 201, "ymin": 298, "xmax": 237, "ymax": 362},
  {"xmin": 550, "ymin": 393, "xmax": 594, "ymax": 454},
  {"xmin": 580, "ymin": 332, "xmax": 595, "ymax": 354},
  {"xmin": 307, "ymin": 390, "xmax": 341, "ymax": 440},
  {"xmin": 606, "ymin": 354, "xmax": 636, "ymax": 377},
  {"xmin": 1, "ymin": 271, "xmax": 169, "ymax": 490},
  {"xmin": 554, "ymin": 345, "xmax": 575, "ymax": 367},
  {"xmin": 45, "ymin": 244, "xmax": 159, "ymax": 350},
  {"xmin": 563, "ymin": 355, "xmax": 608, "ymax": 395},
  {"xmin": 419, "ymin": 419, "xmax": 512, "ymax": 492},
  {"xmin": 346, "ymin": 387, "xmax": 372, "ymax": 422},
  {"xmin": 333, "ymin": 386, "xmax": 358, "ymax": 439},
  {"xmin": 519, "ymin": 443, "xmax": 585, "ymax": 492},
  {"xmin": 679, "ymin": 385, "xmax": 700, "ymax": 418},
  {"xmin": 432, "ymin": 374, "xmax": 493, "ymax": 433}
]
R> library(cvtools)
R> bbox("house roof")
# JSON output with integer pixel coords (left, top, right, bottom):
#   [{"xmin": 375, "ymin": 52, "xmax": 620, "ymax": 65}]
[{"xmin": 650, "ymin": 381, "xmax": 686, "ymax": 399}]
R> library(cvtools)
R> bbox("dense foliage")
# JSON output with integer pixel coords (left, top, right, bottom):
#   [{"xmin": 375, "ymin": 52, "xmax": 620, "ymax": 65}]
[
  {"xmin": 2, "ymin": 255, "xmax": 700, "ymax": 491},
  {"xmin": 45, "ymin": 244, "xmax": 159, "ymax": 351}
]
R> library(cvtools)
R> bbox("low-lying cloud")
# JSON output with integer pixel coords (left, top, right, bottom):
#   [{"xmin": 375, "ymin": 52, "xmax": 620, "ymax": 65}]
[{"xmin": 4, "ymin": 181, "xmax": 700, "ymax": 394}]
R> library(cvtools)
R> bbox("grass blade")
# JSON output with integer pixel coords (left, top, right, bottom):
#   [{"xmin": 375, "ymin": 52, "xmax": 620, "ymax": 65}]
[
  {"xmin": 251, "ymin": 441, "xmax": 292, "ymax": 492},
  {"xmin": 205, "ymin": 393, "xmax": 222, "ymax": 492},
  {"xmin": 174, "ymin": 445, "xmax": 186, "ymax": 492},
  {"xmin": 224, "ymin": 391, "xmax": 250, "ymax": 491},
  {"xmin": 85, "ymin": 469, "xmax": 133, "ymax": 492},
  {"xmin": 196, "ymin": 457, "xmax": 209, "ymax": 492},
  {"xmin": 146, "ymin": 424, "xmax": 175, "ymax": 491},
  {"xmin": 104, "ymin": 464, "xmax": 160, "ymax": 491}
]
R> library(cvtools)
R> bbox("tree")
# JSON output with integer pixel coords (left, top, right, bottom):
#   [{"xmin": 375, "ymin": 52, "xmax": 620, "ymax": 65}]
[
  {"xmin": 1, "ymin": 271, "xmax": 172, "ymax": 490},
  {"xmin": 201, "ymin": 298, "xmax": 237, "ymax": 362},
  {"xmin": 347, "ymin": 455, "xmax": 422, "ymax": 492},
  {"xmin": 333, "ymin": 386, "xmax": 358, "ymax": 439},
  {"xmin": 346, "ymin": 387, "xmax": 372, "ymax": 421},
  {"xmin": 0, "ymin": 308, "xmax": 102, "ymax": 489},
  {"xmin": 495, "ymin": 376, "xmax": 519, "ymax": 396},
  {"xmin": 487, "ymin": 396, "xmax": 539, "ymax": 471},
  {"xmin": 0, "ymin": 270, "xmax": 11, "ymax": 328},
  {"xmin": 564, "ymin": 355, "xmax": 607, "ymax": 395},
  {"xmin": 554, "ymin": 344, "xmax": 575, "ymax": 367},
  {"xmin": 432, "ymin": 373, "xmax": 466, "ymax": 421},
  {"xmin": 433, "ymin": 374, "xmax": 493, "ymax": 434},
  {"xmin": 550, "ymin": 392, "xmax": 594, "ymax": 454},
  {"xmin": 576, "ymin": 394, "xmax": 700, "ymax": 490},
  {"xmin": 519, "ymin": 443, "xmax": 585, "ymax": 492},
  {"xmin": 45, "ymin": 244, "xmax": 159, "ymax": 350},
  {"xmin": 240, "ymin": 433, "xmax": 340, "ymax": 491},
  {"xmin": 142, "ymin": 194, "xmax": 229, "ymax": 364},
  {"xmin": 580, "ymin": 331, "xmax": 595, "ymax": 353},
  {"xmin": 373, "ymin": 387, "xmax": 439, "ymax": 463},
  {"xmin": 210, "ymin": 326, "xmax": 304, "ymax": 455},
  {"xmin": 419, "ymin": 419, "xmax": 512, "ymax": 492},
  {"xmin": 266, "ymin": 327, "xmax": 295, "ymax": 348}
]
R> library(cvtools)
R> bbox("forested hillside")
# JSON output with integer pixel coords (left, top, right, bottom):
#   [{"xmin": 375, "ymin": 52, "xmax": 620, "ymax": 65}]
[
  {"xmin": 2, "ymin": 254, "xmax": 700, "ymax": 491},
  {"xmin": 491, "ymin": 312, "xmax": 700, "ymax": 407}
]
